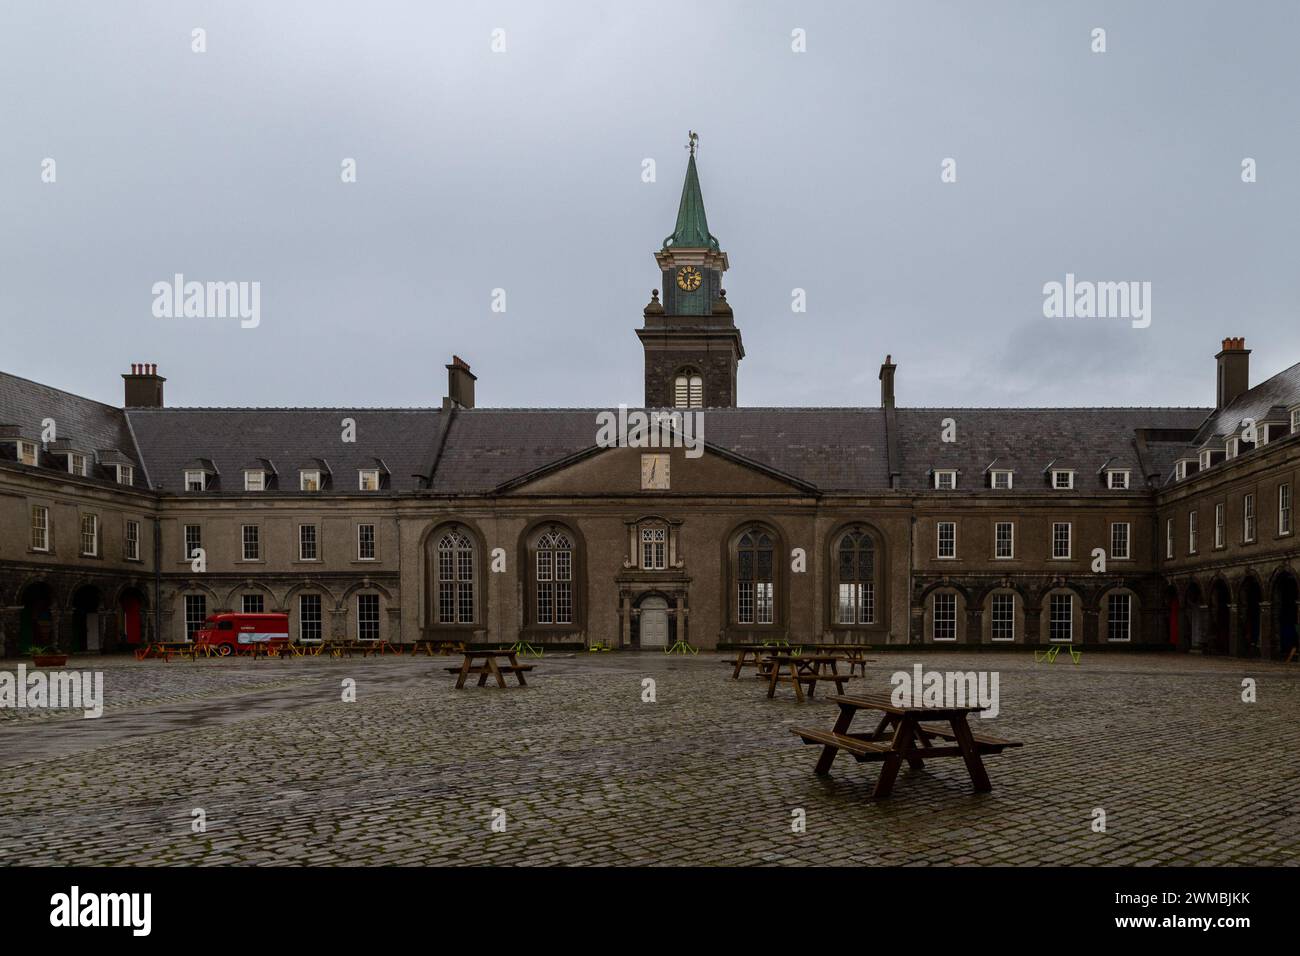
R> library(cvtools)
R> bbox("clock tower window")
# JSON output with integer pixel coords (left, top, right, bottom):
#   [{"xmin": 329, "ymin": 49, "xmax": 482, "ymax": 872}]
[{"xmin": 674, "ymin": 370, "xmax": 704, "ymax": 408}]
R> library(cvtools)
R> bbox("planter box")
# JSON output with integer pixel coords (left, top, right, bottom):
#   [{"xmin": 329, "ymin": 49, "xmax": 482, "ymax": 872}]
[{"xmin": 32, "ymin": 655, "xmax": 69, "ymax": 667}]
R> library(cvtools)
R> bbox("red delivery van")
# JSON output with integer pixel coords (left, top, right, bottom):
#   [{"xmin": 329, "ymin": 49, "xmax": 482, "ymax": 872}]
[{"xmin": 194, "ymin": 612, "xmax": 290, "ymax": 656}]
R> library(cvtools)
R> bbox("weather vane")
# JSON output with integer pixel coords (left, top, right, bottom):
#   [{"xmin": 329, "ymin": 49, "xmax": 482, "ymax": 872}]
[{"xmin": 687, "ymin": 130, "xmax": 698, "ymax": 155}]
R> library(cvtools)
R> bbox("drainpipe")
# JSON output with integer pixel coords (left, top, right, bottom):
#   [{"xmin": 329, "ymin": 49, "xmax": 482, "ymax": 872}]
[{"xmin": 153, "ymin": 517, "xmax": 162, "ymax": 642}]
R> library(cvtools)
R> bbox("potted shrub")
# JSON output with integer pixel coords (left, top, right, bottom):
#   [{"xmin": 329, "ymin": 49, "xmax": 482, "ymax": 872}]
[{"xmin": 30, "ymin": 644, "xmax": 69, "ymax": 667}]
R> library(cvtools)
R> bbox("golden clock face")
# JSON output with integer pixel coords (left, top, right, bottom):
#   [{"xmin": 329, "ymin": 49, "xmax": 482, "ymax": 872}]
[{"xmin": 676, "ymin": 266, "xmax": 702, "ymax": 292}]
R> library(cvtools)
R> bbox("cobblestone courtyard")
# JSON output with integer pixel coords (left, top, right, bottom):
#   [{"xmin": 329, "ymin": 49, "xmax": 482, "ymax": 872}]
[{"xmin": 1, "ymin": 651, "xmax": 1297, "ymax": 866}]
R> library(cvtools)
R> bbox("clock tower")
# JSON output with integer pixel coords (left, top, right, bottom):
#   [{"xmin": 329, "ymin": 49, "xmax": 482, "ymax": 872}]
[{"xmin": 636, "ymin": 135, "xmax": 744, "ymax": 408}]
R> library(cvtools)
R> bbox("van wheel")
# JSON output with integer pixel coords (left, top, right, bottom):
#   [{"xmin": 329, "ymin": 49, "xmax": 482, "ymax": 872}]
[{"xmin": 217, "ymin": 644, "xmax": 233, "ymax": 657}]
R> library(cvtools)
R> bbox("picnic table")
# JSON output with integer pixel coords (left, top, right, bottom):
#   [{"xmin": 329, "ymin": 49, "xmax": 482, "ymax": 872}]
[
  {"xmin": 807, "ymin": 643, "xmax": 874, "ymax": 675},
  {"xmin": 445, "ymin": 649, "xmax": 535, "ymax": 689},
  {"xmin": 322, "ymin": 639, "xmax": 398, "ymax": 658},
  {"xmin": 134, "ymin": 641, "xmax": 196, "ymax": 662},
  {"xmin": 761, "ymin": 653, "xmax": 856, "ymax": 701},
  {"xmin": 408, "ymin": 639, "xmax": 467, "ymax": 656},
  {"xmin": 793, "ymin": 694, "xmax": 1022, "ymax": 798}
]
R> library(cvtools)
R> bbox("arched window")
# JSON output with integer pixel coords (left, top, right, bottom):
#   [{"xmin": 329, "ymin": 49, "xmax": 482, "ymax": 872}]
[
  {"xmin": 436, "ymin": 529, "xmax": 475, "ymax": 624},
  {"xmin": 674, "ymin": 369, "xmax": 704, "ymax": 409},
  {"xmin": 534, "ymin": 529, "xmax": 573, "ymax": 625},
  {"xmin": 836, "ymin": 530, "xmax": 876, "ymax": 624},
  {"xmin": 737, "ymin": 529, "xmax": 774, "ymax": 624}
]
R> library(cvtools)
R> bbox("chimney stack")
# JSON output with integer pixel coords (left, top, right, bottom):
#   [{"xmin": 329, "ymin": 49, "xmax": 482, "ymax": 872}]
[
  {"xmin": 443, "ymin": 355, "xmax": 476, "ymax": 410},
  {"xmin": 1215, "ymin": 337, "xmax": 1250, "ymax": 410},
  {"xmin": 122, "ymin": 362, "xmax": 166, "ymax": 408},
  {"xmin": 879, "ymin": 354, "xmax": 897, "ymax": 408}
]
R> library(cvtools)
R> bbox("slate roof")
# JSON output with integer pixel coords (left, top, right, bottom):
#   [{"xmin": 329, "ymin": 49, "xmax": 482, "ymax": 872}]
[
  {"xmin": 1192, "ymin": 360, "xmax": 1300, "ymax": 445},
  {"xmin": 0, "ymin": 371, "xmax": 145, "ymax": 487},
  {"xmin": 894, "ymin": 407, "xmax": 1212, "ymax": 492}
]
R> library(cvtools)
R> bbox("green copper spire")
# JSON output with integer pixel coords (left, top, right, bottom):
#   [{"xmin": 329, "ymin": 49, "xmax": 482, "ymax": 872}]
[{"xmin": 662, "ymin": 134, "xmax": 720, "ymax": 252}]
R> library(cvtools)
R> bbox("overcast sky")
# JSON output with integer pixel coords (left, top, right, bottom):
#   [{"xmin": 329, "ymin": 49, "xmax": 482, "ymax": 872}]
[{"xmin": 3, "ymin": 1, "xmax": 1298, "ymax": 411}]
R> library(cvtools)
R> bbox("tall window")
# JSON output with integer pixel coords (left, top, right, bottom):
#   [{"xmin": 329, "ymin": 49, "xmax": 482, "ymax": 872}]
[
  {"xmin": 932, "ymin": 593, "xmax": 957, "ymax": 641},
  {"xmin": 995, "ymin": 521, "xmax": 1014, "ymax": 559},
  {"xmin": 991, "ymin": 593, "xmax": 1015, "ymax": 641},
  {"xmin": 242, "ymin": 524, "xmax": 260, "ymax": 561},
  {"xmin": 1243, "ymin": 493, "xmax": 1256, "ymax": 542},
  {"xmin": 1214, "ymin": 503, "xmax": 1225, "ymax": 548},
  {"xmin": 641, "ymin": 526, "xmax": 667, "ymax": 570},
  {"xmin": 1280, "ymin": 484, "xmax": 1292, "ymax": 536},
  {"xmin": 30, "ymin": 505, "xmax": 49, "ymax": 551},
  {"xmin": 1049, "ymin": 593, "xmax": 1073, "ymax": 642},
  {"xmin": 534, "ymin": 529, "xmax": 573, "ymax": 625},
  {"xmin": 937, "ymin": 521, "xmax": 956, "ymax": 559},
  {"xmin": 299, "ymin": 524, "xmax": 318, "ymax": 561},
  {"xmin": 125, "ymin": 519, "xmax": 140, "ymax": 561},
  {"xmin": 673, "ymin": 369, "xmax": 703, "ymax": 408},
  {"xmin": 1166, "ymin": 517, "xmax": 1174, "ymax": 558},
  {"xmin": 836, "ymin": 529, "xmax": 876, "ymax": 625},
  {"xmin": 1110, "ymin": 522, "xmax": 1130, "ymax": 560},
  {"xmin": 358, "ymin": 524, "xmax": 376, "ymax": 560},
  {"xmin": 1189, "ymin": 511, "xmax": 1199, "ymax": 554},
  {"xmin": 299, "ymin": 594, "xmax": 322, "ymax": 642},
  {"xmin": 436, "ymin": 529, "xmax": 475, "ymax": 624},
  {"xmin": 80, "ymin": 514, "xmax": 99, "ymax": 557},
  {"xmin": 357, "ymin": 594, "xmax": 380, "ymax": 641},
  {"xmin": 1107, "ymin": 593, "xmax": 1132, "ymax": 642},
  {"xmin": 184, "ymin": 594, "xmax": 206, "ymax": 640},
  {"xmin": 1052, "ymin": 522, "xmax": 1071, "ymax": 559},
  {"xmin": 242, "ymin": 594, "xmax": 264, "ymax": 613},
  {"xmin": 184, "ymin": 524, "xmax": 202, "ymax": 560},
  {"xmin": 737, "ymin": 529, "xmax": 774, "ymax": 625}
]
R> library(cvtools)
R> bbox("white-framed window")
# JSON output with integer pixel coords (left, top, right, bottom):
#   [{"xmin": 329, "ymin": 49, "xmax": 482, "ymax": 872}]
[
  {"xmin": 244, "ymin": 470, "xmax": 265, "ymax": 492},
  {"xmin": 1175, "ymin": 460, "xmax": 1189, "ymax": 481},
  {"xmin": 242, "ymin": 593, "xmax": 264, "ymax": 614},
  {"xmin": 184, "ymin": 594, "xmax": 207, "ymax": 641},
  {"xmin": 932, "ymin": 592, "xmax": 957, "ymax": 641},
  {"xmin": 1243, "ymin": 493, "xmax": 1256, "ymax": 543},
  {"xmin": 436, "ymin": 529, "xmax": 476, "ymax": 624},
  {"xmin": 535, "ymin": 529, "xmax": 575, "ymax": 625},
  {"xmin": 991, "ymin": 469, "xmax": 1013, "ymax": 490},
  {"xmin": 736, "ymin": 529, "xmax": 775, "ymax": 626},
  {"xmin": 1048, "ymin": 593, "xmax": 1073, "ymax": 642},
  {"xmin": 1214, "ymin": 503, "xmax": 1225, "ymax": 549},
  {"xmin": 1189, "ymin": 510, "xmax": 1199, "ymax": 554},
  {"xmin": 1107, "ymin": 593, "xmax": 1132, "ymax": 643},
  {"xmin": 80, "ymin": 514, "xmax": 99, "ymax": 557},
  {"xmin": 359, "ymin": 469, "xmax": 381, "ymax": 491},
  {"xmin": 1199, "ymin": 449, "xmax": 1212, "ymax": 471},
  {"xmin": 994, "ymin": 521, "xmax": 1014, "ymax": 559},
  {"xmin": 116, "ymin": 464, "xmax": 133, "ymax": 486},
  {"xmin": 1279, "ymin": 484, "xmax": 1292, "ymax": 536},
  {"xmin": 674, "ymin": 371, "xmax": 704, "ymax": 409},
  {"xmin": 991, "ymin": 593, "xmax": 1015, "ymax": 642},
  {"xmin": 836, "ymin": 529, "xmax": 876, "ymax": 626},
  {"xmin": 30, "ymin": 504, "xmax": 49, "ymax": 551},
  {"xmin": 1166, "ymin": 517, "xmax": 1174, "ymax": 559},
  {"xmin": 641, "ymin": 526, "xmax": 667, "ymax": 570},
  {"xmin": 68, "ymin": 453, "xmax": 88, "ymax": 477},
  {"xmin": 1226, "ymin": 437, "xmax": 1239, "ymax": 460},
  {"xmin": 1107, "ymin": 470, "xmax": 1130, "ymax": 490},
  {"xmin": 299, "ymin": 524, "xmax": 318, "ymax": 561},
  {"xmin": 17, "ymin": 440, "xmax": 37, "ymax": 466},
  {"xmin": 184, "ymin": 470, "xmax": 206, "ymax": 491},
  {"xmin": 125, "ymin": 519, "xmax": 140, "ymax": 561},
  {"xmin": 1292, "ymin": 407, "xmax": 1300, "ymax": 434},
  {"xmin": 300, "ymin": 470, "xmax": 322, "ymax": 492},
  {"xmin": 937, "ymin": 521, "xmax": 956, "ymax": 559},
  {"xmin": 358, "ymin": 523, "xmax": 376, "ymax": 560},
  {"xmin": 1052, "ymin": 521, "xmax": 1071, "ymax": 559},
  {"xmin": 357, "ymin": 593, "xmax": 380, "ymax": 641},
  {"xmin": 1052, "ymin": 469, "xmax": 1074, "ymax": 490},
  {"xmin": 183, "ymin": 524, "xmax": 202, "ymax": 560},
  {"xmin": 299, "ymin": 594, "xmax": 322, "ymax": 642},
  {"xmin": 242, "ymin": 524, "xmax": 260, "ymax": 561},
  {"xmin": 1110, "ymin": 522, "xmax": 1130, "ymax": 560},
  {"xmin": 934, "ymin": 470, "xmax": 957, "ymax": 490}
]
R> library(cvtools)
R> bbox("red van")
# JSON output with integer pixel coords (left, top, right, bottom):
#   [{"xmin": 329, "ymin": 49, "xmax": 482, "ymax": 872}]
[{"xmin": 194, "ymin": 612, "xmax": 290, "ymax": 656}]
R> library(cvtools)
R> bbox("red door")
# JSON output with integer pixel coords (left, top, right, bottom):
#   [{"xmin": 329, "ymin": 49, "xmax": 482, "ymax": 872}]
[
  {"xmin": 121, "ymin": 594, "xmax": 142, "ymax": 645},
  {"xmin": 1167, "ymin": 596, "xmax": 1180, "ymax": 646}
]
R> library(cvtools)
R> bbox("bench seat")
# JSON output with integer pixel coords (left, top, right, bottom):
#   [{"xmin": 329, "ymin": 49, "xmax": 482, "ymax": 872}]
[
  {"xmin": 914, "ymin": 723, "xmax": 1023, "ymax": 750},
  {"xmin": 792, "ymin": 727, "xmax": 894, "ymax": 761}
]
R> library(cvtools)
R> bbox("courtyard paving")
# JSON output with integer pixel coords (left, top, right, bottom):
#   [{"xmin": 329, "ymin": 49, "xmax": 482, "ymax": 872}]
[{"xmin": 0, "ymin": 650, "xmax": 1296, "ymax": 866}]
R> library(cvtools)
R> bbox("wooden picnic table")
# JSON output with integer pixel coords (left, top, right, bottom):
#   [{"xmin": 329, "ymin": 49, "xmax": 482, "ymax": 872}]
[
  {"xmin": 321, "ymin": 639, "xmax": 398, "ymax": 658},
  {"xmin": 761, "ymin": 653, "xmax": 856, "ymax": 702},
  {"xmin": 806, "ymin": 643, "xmax": 874, "ymax": 675},
  {"xmin": 134, "ymin": 641, "xmax": 196, "ymax": 662},
  {"xmin": 446, "ymin": 649, "xmax": 535, "ymax": 689},
  {"xmin": 792, "ymin": 693, "xmax": 1022, "ymax": 798},
  {"xmin": 409, "ymin": 639, "xmax": 468, "ymax": 656}
]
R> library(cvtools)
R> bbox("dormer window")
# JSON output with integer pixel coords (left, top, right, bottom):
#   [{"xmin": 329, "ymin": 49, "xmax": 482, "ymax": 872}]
[
  {"xmin": 300, "ymin": 470, "xmax": 322, "ymax": 492},
  {"xmin": 359, "ymin": 469, "xmax": 381, "ymax": 491},
  {"xmin": 68, "ymin": 453, "xmax": 88, "ymax": 477},
  {"xmin": 1225, "ymin": 437, "xmax": 1239, "ymax": 460},
  {"xmin": 115, "ymin": 464, "xmax": 134, "ymax": 486},
  {"xmin": 1199, "ymin": 449, "xmax": 1212, "ymax": 470},
  {"xmin": 989, "ymin": 469, "xmax": 1012, "ymax": 490},
  {"xmin": 934, "ymin": 469, "xmax": 957, "ymax": 491},
  {"xmin": 1107, "ymin": 470, "xmax": 1130, "ymax": 490},
  {"xmin": 244, "ymin": 470, "xmax": 265, "ymax": 492},
  {"xmin": 1292, "ymin": 407, "xmax": 1300, "ymax": 434},
  {"xmin": 184, "ymin": 470, "xmax": 206, "ymax": 491},
  {"xmin": 17, "ymin": 440, "xmax": 37, "ymax": 466},
  {"xmin": 1051, "ymin": 469, "xmax": 1074, "ymax": 490}
]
